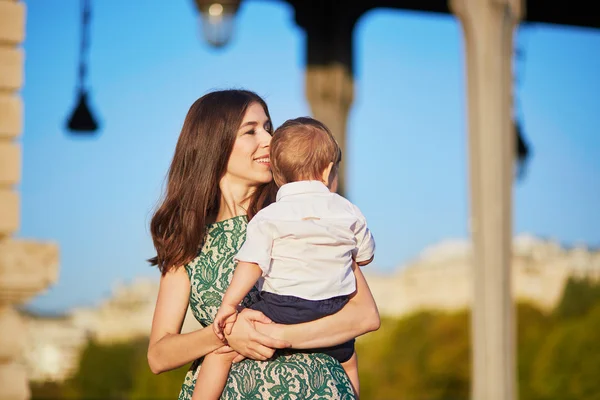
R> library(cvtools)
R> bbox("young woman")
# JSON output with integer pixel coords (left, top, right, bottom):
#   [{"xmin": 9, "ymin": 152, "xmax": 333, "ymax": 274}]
[{"xmin": 148, "ymin": 89, "xmax": 380, "ymax": 399}]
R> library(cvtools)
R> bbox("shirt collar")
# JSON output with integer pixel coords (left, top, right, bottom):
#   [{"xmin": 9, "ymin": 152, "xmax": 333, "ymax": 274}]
[{"xmin": 276, "ymin": 180, "xmax": 330, "ymax": 201}]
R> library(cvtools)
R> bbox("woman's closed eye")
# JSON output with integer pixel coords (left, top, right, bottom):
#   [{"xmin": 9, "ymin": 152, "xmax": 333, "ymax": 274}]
[
  {"xmin": 264, "ymin": 121, "xmax": 273, "ymax": 134},
  {"xmin": 244, "ymin": 124, "xmax": 272, "ymax": 136}
]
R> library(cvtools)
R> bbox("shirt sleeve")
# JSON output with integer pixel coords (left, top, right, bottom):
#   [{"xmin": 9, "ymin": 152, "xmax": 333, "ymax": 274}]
[
  {"xmin": 234, "ymin": 216, "xmax": 273, "ymax": 276},
  {"xmin": 351, "ymin": 205, "xmax": 376, "ymax": 264}
]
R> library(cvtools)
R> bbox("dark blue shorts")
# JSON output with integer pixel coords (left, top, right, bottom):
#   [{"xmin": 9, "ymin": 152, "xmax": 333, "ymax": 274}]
[{"xmin": 250, "ymin": 291, "xmax": 355, "ymax": 363}]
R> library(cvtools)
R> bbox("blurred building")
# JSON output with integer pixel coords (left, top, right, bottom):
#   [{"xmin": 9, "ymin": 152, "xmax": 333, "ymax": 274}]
[
  {"xmin": 368, "ymin": 235, "xmax": 600, "ymax": 316},
  {"xmin": 20, "ymin": 277, "xmax": 201, "ymax": 383},
  {"xmin": 19, "ymin": 236, "xmax": 600, "ymax": 384}
]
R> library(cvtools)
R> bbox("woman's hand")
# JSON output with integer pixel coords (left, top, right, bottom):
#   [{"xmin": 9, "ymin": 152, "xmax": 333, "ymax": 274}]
[
  {"xmin": 254, "ymin": 320, "xmax": 285, "ymax": 342},
  {"xmin": 213, "ymin": 345, "xmax": 246, "ymax": 363},
  {"xmin": 225, "ymin": 309, "xmax": 291, "ymax": 360}
]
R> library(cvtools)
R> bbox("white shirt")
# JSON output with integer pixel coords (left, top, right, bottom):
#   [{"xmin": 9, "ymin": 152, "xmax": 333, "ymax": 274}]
[{"xmin": 235, "ymin": 180, "xmax": 375, "ymax": 301}]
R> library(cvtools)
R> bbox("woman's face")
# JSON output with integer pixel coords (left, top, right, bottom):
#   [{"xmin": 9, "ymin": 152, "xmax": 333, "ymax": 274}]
[{"xmin": 224, "ymin": 102, "xmax": 273, "ymax": 187}]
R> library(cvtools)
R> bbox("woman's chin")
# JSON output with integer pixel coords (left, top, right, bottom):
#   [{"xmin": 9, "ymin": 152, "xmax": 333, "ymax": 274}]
[{"xmin": 254, "ymin": 172, "xmax": 273, "ymax": 185}]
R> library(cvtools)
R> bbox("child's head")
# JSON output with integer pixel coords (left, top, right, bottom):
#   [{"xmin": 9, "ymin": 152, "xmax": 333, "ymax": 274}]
[{"xmin": 270, "ymin": 117, "xmax": 342, "ymax": 189}]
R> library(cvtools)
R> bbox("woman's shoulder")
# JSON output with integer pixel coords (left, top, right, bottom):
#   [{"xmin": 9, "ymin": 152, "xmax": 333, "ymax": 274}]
[
  {"xmin": 205, "ymin": 214, "xmax": 248, "ymax": 229},
  {"xmin": 203, "ymin": 215, "xmax": 248, "ymax": 240},
  {"xmin": 183, "ymin": 215, "xmax": 248, "ymax": 275}
]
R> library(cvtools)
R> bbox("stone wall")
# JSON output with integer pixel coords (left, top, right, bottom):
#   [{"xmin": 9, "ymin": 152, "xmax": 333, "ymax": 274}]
[{"xmin": 0, "ymin": 2, "xmax": 60, "ymax": 399}]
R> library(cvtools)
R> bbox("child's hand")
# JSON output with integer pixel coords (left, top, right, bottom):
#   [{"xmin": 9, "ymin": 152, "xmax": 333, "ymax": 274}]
[
  {"xmin": 224, "ymin": 320, "xmax": 236, "ymax": 336},
  {"xmin": 213, "ymin": 304, "xmax": 238, "ymax": 341},
  {"xmin": 222, "ymin": 313, "xmax": 238, "ymax": 337}
]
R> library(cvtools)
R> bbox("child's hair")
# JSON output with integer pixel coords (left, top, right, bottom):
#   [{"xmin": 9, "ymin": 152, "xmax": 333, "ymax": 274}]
[{"xmin": 270, "ymin": 117, "xmax": 342, "ymax": 187}]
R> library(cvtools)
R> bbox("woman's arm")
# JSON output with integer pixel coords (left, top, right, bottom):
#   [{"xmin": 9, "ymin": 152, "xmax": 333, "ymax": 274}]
[
  {"xmin": 148, "ymin": 266, "xmax": 291, "ymax": 373},
  {"xmin": 257, "ymin": 263, "xmax": 380, "ymax": 349},
  {"xmin": 147, "ymin": 267, "xmax": 224, "ymax": 374},
  {"xmin": 225, "ymin": 308, "xmax": 292, "ymax": 360}
]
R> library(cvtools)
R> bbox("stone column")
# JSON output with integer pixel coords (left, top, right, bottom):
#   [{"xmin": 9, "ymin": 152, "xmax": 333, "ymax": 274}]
[
  {"xmin": 0, "ymin": 1, "xmax": 60, "ymax": 399},
  {"xmin": 0, "ymin": 1, "xmax": 23, "ymax": 234},
  {"xmin": 306, "ymin": 64, "xmax": 353, "ymax": 196},
  {"xmin": 449, "ymin": 0, "xmax": 523, "ymax": 399},
  {"xmin": 295, "ymin": 3, "xmax": 361, "ymax": 196}
]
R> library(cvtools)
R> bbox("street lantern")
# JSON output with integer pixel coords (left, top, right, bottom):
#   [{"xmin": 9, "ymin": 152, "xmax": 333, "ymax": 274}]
[
  {"xmin": 193, "ymin": 0, "xmax": 241, "ymax": 48},
  {"xmin": 66, "ymin": 0, "xmax": 100, "ymax": 134},
  {"xmin": 514, "ymin": 120, "xmax": 530, "ymax": 180},
  {"xmin": 67, "ymin": 92, "xmax": 98, "ymax": 132}
]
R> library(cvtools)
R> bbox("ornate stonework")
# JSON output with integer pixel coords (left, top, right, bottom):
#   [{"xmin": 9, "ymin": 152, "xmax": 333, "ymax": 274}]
[{"xmin": 0, "ymin": 240, "xmax": 59, "ymax": 304}]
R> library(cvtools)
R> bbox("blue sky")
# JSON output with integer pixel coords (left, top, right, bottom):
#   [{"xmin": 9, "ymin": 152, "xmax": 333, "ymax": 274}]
[{"xmin": 18, "ymin": 1, "xmax": 600, "ymax": 312}]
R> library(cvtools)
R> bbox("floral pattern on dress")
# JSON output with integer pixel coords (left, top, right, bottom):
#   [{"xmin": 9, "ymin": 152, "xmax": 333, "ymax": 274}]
[{"xmin": 179, "ymin": 216, "xmax": 355, "ymax": 399}]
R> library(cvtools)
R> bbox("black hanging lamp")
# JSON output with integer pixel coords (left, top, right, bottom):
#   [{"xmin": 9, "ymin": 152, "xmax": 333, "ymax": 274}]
[
  {"xmin": 514, "ymin": 119, "xmax": 530, "ymax": 180},
  {"xmin": 67, "ymin": 0, "xmax": 100, "ymax": 134},
  {"xmin": 513, "ymin": 32, "xmax": 531, "ymax": 181}
]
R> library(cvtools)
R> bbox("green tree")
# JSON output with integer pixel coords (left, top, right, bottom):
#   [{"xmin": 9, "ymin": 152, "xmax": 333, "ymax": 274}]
[
  {"xmin": 64, "ymin": 338, "xmax": 145, "ymax": 399},
  {"xmin": 555, "ymin": 277, "xmax": 600, "ymax": 320},
  {"xmin": 532, "ymin": 303, "xmax": 600, "ymax": 400},
  {"xmin": 30, "ymin": 381, "xmax": 78, "ymax": 400},
  {"xmin": 357, "ymin": 311, "xmax": 470, "ymax": 400},
  {"xmin": 65, "ymin": 337, "xmax": 190, "ymax": 399},
  {"xmin": 29, "ymin": 276, "xmax": 600, "ymax": 400},
  {"xmin": 129, "ymin": 352, "xmax": 190, "ymax": 400},
  {"xmin": 516, "ymin": 303, "xmax": 552, "ymax": 400}
]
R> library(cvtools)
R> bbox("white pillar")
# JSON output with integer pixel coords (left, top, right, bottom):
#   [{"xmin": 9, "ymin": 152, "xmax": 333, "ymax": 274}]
[{"xmin": 449, "ymin": 0, "xmax": 524, "ymax": 399}]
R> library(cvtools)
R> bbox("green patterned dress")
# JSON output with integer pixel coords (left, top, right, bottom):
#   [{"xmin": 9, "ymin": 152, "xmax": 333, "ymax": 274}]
[{"xmin": 178, "ymin": 215, "xmax": 356, "ymax": 400}]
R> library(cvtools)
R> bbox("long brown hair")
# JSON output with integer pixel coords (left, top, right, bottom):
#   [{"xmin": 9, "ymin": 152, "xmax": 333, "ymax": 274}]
[{"xmin": 149, "ymin": 90, "xmax": 277, "ymax": 274}]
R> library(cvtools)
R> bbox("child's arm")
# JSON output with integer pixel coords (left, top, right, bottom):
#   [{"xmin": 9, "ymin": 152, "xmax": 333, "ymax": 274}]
[
  {"xmin": 356, "ymin": 255, "xmax": 374, "ymax": 267},
  {"xmin": 222, "ymin": 261, "xmax": 263, "ymax": 308},
  {"xmin": 213, "ymin": 261, "xmax": 263, "ymax": 339},
  {"xmin": 352, "ymin": 204, "xmax": 375, "ymax": 267}
]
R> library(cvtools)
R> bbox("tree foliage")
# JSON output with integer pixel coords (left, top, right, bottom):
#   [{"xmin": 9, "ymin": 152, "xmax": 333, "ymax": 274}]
[{"xmin": 32, "ymin": 277, "xmax": 600, "ymax": 400}]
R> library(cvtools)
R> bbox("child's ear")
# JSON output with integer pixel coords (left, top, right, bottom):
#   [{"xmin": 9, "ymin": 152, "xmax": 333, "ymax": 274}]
[
  {"xmin": 328, "ymin": 173, "xmax": 339, "ymax": 193},
  {"xmin": 322, "ymin": 162, "xmax": 334, "ymax": 186}
]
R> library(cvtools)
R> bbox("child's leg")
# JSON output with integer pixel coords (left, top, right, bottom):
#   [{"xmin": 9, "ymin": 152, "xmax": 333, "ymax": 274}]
[
  {"xmin": 192, "ymin": 351, "xmax": 237, "ymax": 400},
  {"xmin": 341, "ymin": 351, "xmax": 360, "ymax": 399}
]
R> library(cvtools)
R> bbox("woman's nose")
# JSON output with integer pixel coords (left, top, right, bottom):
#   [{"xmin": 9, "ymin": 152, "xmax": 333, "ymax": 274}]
[{"xmin": 258, "ymin": 130, "xmax": 271, "ymax": 147}]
